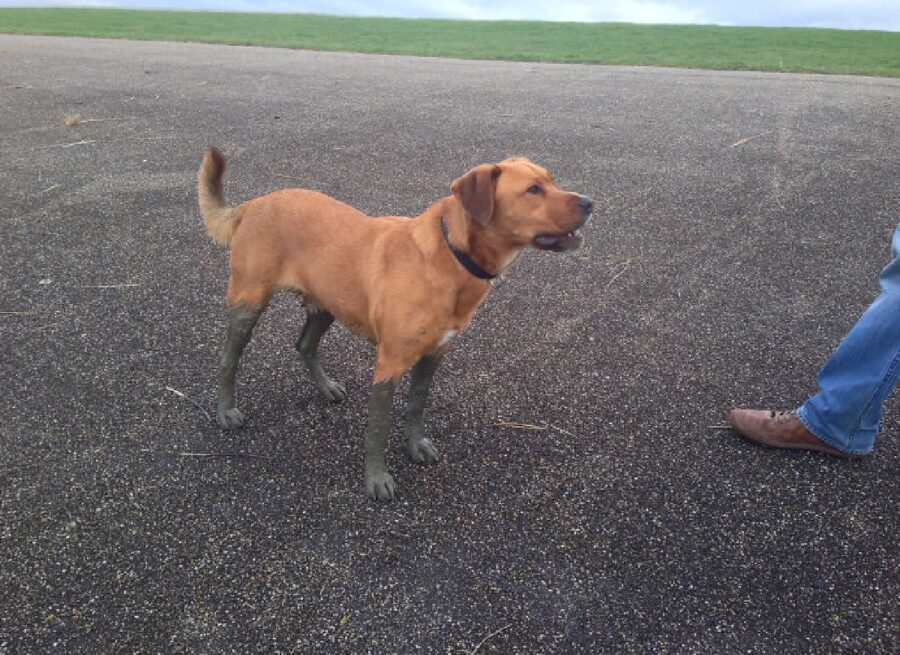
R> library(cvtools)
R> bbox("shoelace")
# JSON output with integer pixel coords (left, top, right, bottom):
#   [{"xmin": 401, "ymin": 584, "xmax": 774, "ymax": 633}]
[{"xmin": 770, "ymin": 410, "xmax": 796, "ymax": 423}]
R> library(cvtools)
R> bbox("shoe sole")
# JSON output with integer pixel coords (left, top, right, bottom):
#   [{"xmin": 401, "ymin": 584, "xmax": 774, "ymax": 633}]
[{"xmin": 734, "ymin": 431, "xmax": 864, "ymax": 460}]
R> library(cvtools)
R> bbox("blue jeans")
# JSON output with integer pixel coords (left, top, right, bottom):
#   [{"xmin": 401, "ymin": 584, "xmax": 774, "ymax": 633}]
[{"xmin": 796, "ymin": 224, "xmax": 900, "ymax": 455}]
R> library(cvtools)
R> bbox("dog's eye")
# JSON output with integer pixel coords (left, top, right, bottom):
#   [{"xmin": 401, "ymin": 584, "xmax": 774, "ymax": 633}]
[{"xmin": 526, "ymin": 184, "xmax": 543, "ymax": 195}]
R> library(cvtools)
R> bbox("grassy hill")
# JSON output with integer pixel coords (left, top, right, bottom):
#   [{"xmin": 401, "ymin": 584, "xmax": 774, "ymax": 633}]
[{"xmin": 0, "ymin": 8, "xmax": 898, "ymax": 77}]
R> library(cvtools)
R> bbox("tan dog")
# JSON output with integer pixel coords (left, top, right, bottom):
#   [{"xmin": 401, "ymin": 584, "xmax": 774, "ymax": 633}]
[{"xmin": 198, "ymin": 148, "xmax": 591, "ymax": 500}]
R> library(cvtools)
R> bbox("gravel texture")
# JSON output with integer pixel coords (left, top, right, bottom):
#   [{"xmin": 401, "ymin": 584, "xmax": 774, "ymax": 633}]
[{"xmin": 0, "ymin": 35, "xmax": 897, "ymax": 654}]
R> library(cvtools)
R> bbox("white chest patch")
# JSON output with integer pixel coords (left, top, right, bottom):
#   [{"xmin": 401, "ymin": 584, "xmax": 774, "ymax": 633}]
[{"xmin": 438, "ymin": 329, "xmax": 458, "ymax": 347}]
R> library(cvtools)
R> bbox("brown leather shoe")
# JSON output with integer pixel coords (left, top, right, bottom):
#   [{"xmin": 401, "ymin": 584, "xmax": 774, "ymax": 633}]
[{"xmin": 728, "ymin": 409, "xmax": 863, "ymax": 459}]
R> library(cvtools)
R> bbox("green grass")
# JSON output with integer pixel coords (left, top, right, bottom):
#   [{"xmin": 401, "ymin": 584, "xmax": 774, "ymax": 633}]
[{"xmin": 1, "ymin": 7, "xmax": 899, "ymax": 77}]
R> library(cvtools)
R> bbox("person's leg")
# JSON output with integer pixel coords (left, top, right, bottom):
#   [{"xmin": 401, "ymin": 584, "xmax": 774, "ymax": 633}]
[{"xmin": 795, "ymin": 224, "xmax": 900, "ymax": 455}]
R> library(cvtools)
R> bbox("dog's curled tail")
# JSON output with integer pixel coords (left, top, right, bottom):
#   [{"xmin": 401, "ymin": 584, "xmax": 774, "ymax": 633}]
[{"xmin": 198, "ymin": 147, "xmax": 236, "ymax": 246}]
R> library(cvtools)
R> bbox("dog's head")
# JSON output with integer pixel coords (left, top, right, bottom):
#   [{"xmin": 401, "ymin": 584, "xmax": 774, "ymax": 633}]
[{"xmin": 451, "ymin": 157, "xmax": 592, "ymax": 253}]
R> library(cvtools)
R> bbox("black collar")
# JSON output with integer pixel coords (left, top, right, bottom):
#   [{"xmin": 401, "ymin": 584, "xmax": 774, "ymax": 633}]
[{"xmin": 440, "ymin": 216, "xmax": 496, "ymax": 281}]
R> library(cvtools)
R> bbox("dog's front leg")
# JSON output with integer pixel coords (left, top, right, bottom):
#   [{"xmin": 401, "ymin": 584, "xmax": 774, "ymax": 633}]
[
  {"xmin": 404, "ymin": 354, "xmax": 443, "ymax": 464},
  {"xmin": 365, "ymin": 378, "xmax": 397, "ymax": 501},
  {"xmin": 295, "ymin": 309, "xmax": 347, "ymax": 403}
]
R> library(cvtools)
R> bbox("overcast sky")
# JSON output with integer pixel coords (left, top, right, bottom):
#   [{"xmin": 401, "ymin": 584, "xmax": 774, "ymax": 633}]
[{"xmin": 5, "ymin": 1, "xmax": 899, "ymax": 31}]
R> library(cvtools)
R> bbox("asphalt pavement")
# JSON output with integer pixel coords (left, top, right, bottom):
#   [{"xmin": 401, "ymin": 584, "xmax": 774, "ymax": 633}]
[{"xmin": 0, "ymin": 35, "xmax": 897, "ymax": 654}]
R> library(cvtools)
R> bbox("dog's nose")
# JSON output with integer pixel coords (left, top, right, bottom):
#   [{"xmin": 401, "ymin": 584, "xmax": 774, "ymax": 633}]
[{"xmin": 578, "ymin": 196, "xmax": 593, "ymax": 216}]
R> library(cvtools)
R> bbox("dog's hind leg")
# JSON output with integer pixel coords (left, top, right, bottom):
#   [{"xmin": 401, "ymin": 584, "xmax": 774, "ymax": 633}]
[
  {"xmin": 295, "ymin": 309, "xmax": 347, "ymax": 403},
  {"xmin": 404, "ymin": 354, "xmax": 443, "ymax": 464},
  {"xmin": 217, "ymin": 280, "xmax": 272, "ymax": 429},
  {"xmin": 216, "ymin": 304, "xmax": 263, "ymax": 429}
]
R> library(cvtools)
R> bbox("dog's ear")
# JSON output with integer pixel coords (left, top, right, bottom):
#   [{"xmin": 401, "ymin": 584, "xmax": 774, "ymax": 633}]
[{"xmin": 451, "ymin": 164, "xmax": 501, "ymax": 225}]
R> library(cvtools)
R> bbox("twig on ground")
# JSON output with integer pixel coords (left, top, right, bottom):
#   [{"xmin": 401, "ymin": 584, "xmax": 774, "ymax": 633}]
[
  {"xmin": 496, "ymin": 421, "xmax": 577, "ymax": 438},
  {"xmin": 61, "ymin": 139, "xmax": 95, "ymax": 148},
  {"xmin": 549, "ymin": 424, "xmax": 577, "ymax": 438},
  {"xmin": 37, "ymin": 139, "xmax": 96, "ymax": 149},
  {"xmin": 64, "ymin": 113, "xmax": 133, "ymax": 127},
  {"xmin": 40, "ymin": 184, "xmax": 60, "ymax": 194},
  {"xmin": 495, "ymin": 421, "xmax": 547, "ymax": 431},
  {"xmin": 606, "ymin": 259, "xmax": 631, "ymax": 289},
  {"xmin": 177, "ymin": 451, "xmax": 270, "ymax": 460},
  {"xmin": 81, "ymin": 117, "xmax": 134, "ymax": 124},
  {"xmin": 270, "ymin": 171, "xmax": 306, "ymax": 182},
  {"xmin": 34, "ymin": 323, "xmax": 61, "ymax": 332},
  {"xmin": 469, "ymin": 623, "xmax": 512, "ymax": 655},
  {"xmin": 706, "ymin": 424, "xmax": 732, "ymax": 430},
  {"xmin": 165, "ymin": 386, "xmax": 212, "ymax": 422},
  {"xmin": 122, "ymin": 135, "xmax": 179, "ymax": 141},
  {"xmin": 0, "ymin": 311, "xmax": 35, "ymax": 316},
  {"xmin": 79, "ymin": 283, "xmax": 139, "ymax": 289},
  {"xmin": 729, "ymin": 132, "xmax": 770, "ymax": 148}
]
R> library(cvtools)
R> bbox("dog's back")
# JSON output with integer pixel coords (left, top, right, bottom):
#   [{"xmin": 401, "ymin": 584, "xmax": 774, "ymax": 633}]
[{"xmin": 198, "ymin": 149, "xmax": 421, "ymax": 336}]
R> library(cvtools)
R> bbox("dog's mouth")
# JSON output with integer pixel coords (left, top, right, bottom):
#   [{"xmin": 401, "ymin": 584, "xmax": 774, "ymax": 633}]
[{"xmin": 532, "ymin": 229, "xmax": 584, "ymax": 252}]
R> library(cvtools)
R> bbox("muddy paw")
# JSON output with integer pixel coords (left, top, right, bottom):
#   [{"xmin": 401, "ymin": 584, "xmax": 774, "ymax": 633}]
[
  {"xmin": 216, "ymin": 407, "xmax": 245, "ymax": 430},
  {"xmin": 365, "ymin": 470, "xmax": 396, "ymax": 501},
  {"xmin": 408, "ymin": 437, "xmax": 440, "ymax": 465},
  {"xmin": 318, "ymin": 378, "xmax": 347, "ymax": 403}
]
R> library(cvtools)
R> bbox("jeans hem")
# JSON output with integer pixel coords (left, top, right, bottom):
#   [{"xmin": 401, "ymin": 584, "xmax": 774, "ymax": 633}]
[{"xmin": 796, "ymin": 405, "xmax": 874, "ymax": 457}]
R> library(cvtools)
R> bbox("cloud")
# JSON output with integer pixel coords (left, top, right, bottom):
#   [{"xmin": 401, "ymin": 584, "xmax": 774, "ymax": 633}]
[
  {"xmin": 412, "ymin": 1, "xmax": 709, "ymax": 23},
  {"xmin": 650, "ymin": 0, "xmax": 900, "ymax": 29}
]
